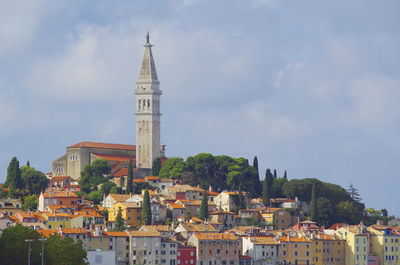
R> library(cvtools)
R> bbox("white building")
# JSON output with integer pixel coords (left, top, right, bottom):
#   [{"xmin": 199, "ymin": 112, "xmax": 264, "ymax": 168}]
[
  {"xmin": 87, "ymin": 250, "xmax": 117, "ymax": 265},
  {"xmin": 242, "ymin": 236, "xmax": 281, "ymax": 265}
]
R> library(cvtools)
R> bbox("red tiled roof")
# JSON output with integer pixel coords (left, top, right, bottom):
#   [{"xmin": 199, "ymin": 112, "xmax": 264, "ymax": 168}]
[
  {"xmin": 133, "ymin": 179, "xmax": 147, "ymax": 183},
  {"xmin": 145, "ymin": 176, "xmax": 159, "ymax": 180},
  {"xmin": 68, "ymin": 141, "xmax": 136, "ymax": 151},
  {"xmin": 113, "ymin": 168, "xmax": 128, "ymax": 177},
  {"xmin": 50, "ymin": 176, "xmax": 70, "ymax": 181},
  {"xmin": 42, "ymin": 191, "xmax": 78, "ymax": 198}
]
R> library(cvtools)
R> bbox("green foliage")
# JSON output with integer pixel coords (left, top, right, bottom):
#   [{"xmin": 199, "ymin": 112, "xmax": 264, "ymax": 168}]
[
  {"xmin": 252, "ymin": 156, "xmax": 261, "ymax": 195},
  {"xmin": 7, "ymin": 185, "xmax": 20, "ymax": 199},
  {"xmin": 0, "ymin": 224, "xmax": 87, "ymax": 265},
  {"xmin": 273, "ymin": 169, "xmax": 277, "ymax": 179},
  {"xmin": 79, "ymin": 159, "xmax": 111, "ymax": 194},
  {"xmin": 88, "ymin": 190, "xmax": 103, "ymax": 204},
  {"xmin": 134, "ymin": 182, "xmax": 156, "ymax": 194},
  {"xmin": 310, "ymin": 181, "xmax": 317, "ymax": 222},
  {"xmin": 114, "ymin": 207, "xmax": 125, "ymax": 231},
  {"xmin": 262, "ymin": 169, "xmax": 274, "ymax": 207},
  {"xmin": 152, "ymin": 157, "xmax": 162, "ymax": 176},
  {"xmin": 126, "ymin": 158, "xmax": 134, "ymax": 194},
  {"xmin": 181, "ymin": 171, "xmax": 198, "ymax": 186},
  {"xmin": 282, "ymin": 178, "xmax": 352, "ymax": 205},
  {"xmin": 283, "ymin": 170, "xmax": 288, "ymax": 180},
  {"xmin": 21, "ymin": 166, "xmax": 48, "ymax": 194},
  {"xmin": 159, "ymin": 157, "xmax": 187, "ymax": 179},
  {"xmin": 99, "ymin": 209, "xmax": 109, "ymax": 221},
  {"xmin": 238, "ymin": 184, "xmax": 244, "ymax": 210},
  {"xmin": 187, "ymin": 153, "xmax": 216, "ymax": 189},
  {"xmin": 184, "ymin": 211, "xmax": 192, "ymax": 221},
  {"xmin": 23, "ymin": 194, "xmax": 38, "ymax": 211},
  {"xmin": 142, "ymin": 189, "xmax": 152, "ymax": 225},
  {"xmin": 101, "ymin": 181, "xmax": 117, "ymax": 195},
  {"xmin": 347, "ymin": 183, "xmax": 362, "ymax": 202},
  {"xmin": 316, "ymin": 197, "xmax": 332, "ymax": 227},
  {"xmin": 271, "ymin": 177, "xmax": 286, "ymax": 198},
  {"xmin": 5, "ymin": 157, "xmax": 22, "ymax": 189},
  {"xmin": 336, "ymin": 201, "xmax": 362, "ymax": 224},
  {"xmin": 199, "ymin": 190, "xmax": 208, "ymax": 221},
  {"xmin": 110, "ymin": 186, "xmax": 120, "ymax": 194},
  {"xmin": 44, "ymin": 234, "xmax": 88, "ymax": 265}
]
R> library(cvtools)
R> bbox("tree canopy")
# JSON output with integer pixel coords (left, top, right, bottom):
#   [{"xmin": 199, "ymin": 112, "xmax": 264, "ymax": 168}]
[
  {"xmin": 5, "ymin": 157, "xmax": 22, "ymax": 190},
  {"xmin": 141, "ymin": 189, "xmax": 152, "ymax": 225},
  {"xmin": 152, "ymin": 157, "xmax": 162, "ymax": 176},
  {"xmin": 79, "ymin": 159, "xmax": 111, "ymax": 194},
  {"xmin": 21, "ymin": 165, "xmax": 48, "ymax": 194}
]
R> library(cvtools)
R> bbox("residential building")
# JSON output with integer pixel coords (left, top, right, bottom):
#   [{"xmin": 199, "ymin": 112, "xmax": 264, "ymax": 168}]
[
  {"xmin": 103, "ymin": 194, "xmax": 131, "ymax": 209},
  {"xmin": 242, "ymin": 236, "xmax": 281, "ymax": 265},
  {"xmin": 280, "ymin": 236, "xmax": 312, "ymax": 265},
  {"xmin": 214, "ymin": 192, "xmax": 249, "ymax": 212},
  {"xmin": 261, "ymin": 208, "xmax": 291, "ymax": 230},
  {"xmin": 129, "ymin": 231, "xmax": 161, "ymax": 265},
  {"xmin": 38, "ymin": 191, "xmax": 79, "ymax": 211},
  {"xmin": 87, "ymin": 250, "xmax": 117, "ymax": 265},
  {"xmin": 104, "ymin": 231, "xmax": 130, "ymax": 265},
  {"xmin": 209, "ymin": 211, "xmax": 237, "ymax": 229},
  {"xmin": 177, "ymin": 246, "xmax": 196, "ymax": 265},
  {"xmin": 188, "ymin": 233, "xmax": 241, "ymax": 265},
  {"xmin": 0, "ymin": 198, "xmax": 22, "ymax": 216},
  {"xmin": 336, "ymin": 225, "xmax": 369, "ymax": 265},
  {"xmin": 161, "ymin": 237, "xmax": 178, "ymax": 265},
  {"xmin": 175, "ymin": 223, "xmax": 217, "ymax": 240},
  {"xmin": 368, "ymin": 225, "xmax": 400, "ymax": 265},
  {"xmin": 109, "ymin": 202, "xmax": 142, "ymax": 227}
]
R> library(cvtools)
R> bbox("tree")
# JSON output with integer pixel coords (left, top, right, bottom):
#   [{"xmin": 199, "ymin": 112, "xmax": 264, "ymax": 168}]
[
  {"xmin": 186, "ymin": 153, "xmax": 216, "ymax": 188},
  {"xmin": 44, "ymin": 234, "xmax": 88, "ymax": 265},
  {"xmin": 283, "ymin": 170, "xmax": 287, "ymax": 181},
  {"xmin": 310, "ymin": 181, "xmax": 318, "ymax": 222},
  {"xmin": 347, "ymin": 183, "xmax": 362, "ymax": 202},
  {"xmin": 152, "ymin": 157, "xmax": 162, "ymax": 176},
  {"xmin": 181, "ymin": 171, "xmax": 198, "ymax": 186},
  {"xmin": 252, "ymin": 156, "xmax": 261, "ymax": 195},
  {"xmin": 126, "ymin": 158, "xmax": 134, "ymax": 194},
  {"xmin": 88, "ymin": 190, "xmax": 103, "ymax": 204},
  {"xmin": 238, "ymin": 183, "xmax": 244, "ymax": 210},
  {"xmin": 79, "ymin": 159, "xmax": 111, "ymax": 194},
  {"xmin": 5, "ymin": 157, "xmax": 22, "ymax": 189},
  {"xmin": 273, "ymin": 169, "xmax": 277, "ymax": 179},
  {"xmin": 336, "ymin": 201, "xmax": 362, "ymax": 224},
  {"xmin": 23, "ymin": 194, "xmax": 38, "ymax": 211},
  {"xmin": 142, "ymin": 189, "xmax": 152, "ymax": 225},
  {"xmin": 21, "ymin": 166, "xmax": 48, "ymax": 194},
  {"xmin": 110, "ymin": 186, "xmax": 120, "ymax": 194},
  {"xmin": 262, "ymin": 169, "xmax": 273, "ymax": 207},
  {"xmin": 114, "ymin": 207, "xmax": 125, "ymax": 231},
  {"xmin": 199, "ymin": 190, "xmax": 208, "ymax": 221},
  {"xmin": 316, "ymin": 197, "xmax": 333, "ymax": 227},
  {"xmin": 26, "ymin": 160, "xmax": 30, "ymax": 167},
  {"xmin": 159, "ymin": 157, "xmax": 187, "ymax": 179},
  {"xmin": 101, "ymin": 181, "xmax": 117, "ymax": 195}
]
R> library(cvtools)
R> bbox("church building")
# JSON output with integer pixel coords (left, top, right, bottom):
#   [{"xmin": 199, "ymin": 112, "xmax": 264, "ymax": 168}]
[{"xmin": 52, "ymin": 33, "xmax": 165, "ymax": 181}]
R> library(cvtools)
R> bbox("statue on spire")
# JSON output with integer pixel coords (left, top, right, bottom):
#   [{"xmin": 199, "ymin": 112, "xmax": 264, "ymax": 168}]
[{"xmin": 146, "ymin": 31, "xmax": 150, "ymax": 44}]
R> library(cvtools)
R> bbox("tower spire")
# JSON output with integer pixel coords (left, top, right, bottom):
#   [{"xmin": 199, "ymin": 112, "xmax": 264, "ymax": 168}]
[{"xmin": 146, "ymin": 31, "xmax": 150, "ymax": 44}]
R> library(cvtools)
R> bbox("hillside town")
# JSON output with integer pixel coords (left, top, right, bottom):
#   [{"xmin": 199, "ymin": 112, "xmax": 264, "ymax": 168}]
[{"xmin": 0, "ymin": 171, "xmax": 398, "ymax": 265}]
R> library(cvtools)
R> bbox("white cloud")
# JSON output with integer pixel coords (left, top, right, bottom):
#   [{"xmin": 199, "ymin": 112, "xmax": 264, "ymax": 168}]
[{"xmin": 274, "ymin": 62, "xmax": 305, "ymax": 87}]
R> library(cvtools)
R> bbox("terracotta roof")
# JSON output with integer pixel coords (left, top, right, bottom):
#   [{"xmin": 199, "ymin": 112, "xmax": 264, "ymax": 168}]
[
  {"xmin": 104, "ymin": 231, "xmax": 129, "ymax": 237},
  {"xmin": 280, "ymin": 236, "xmax": 311, "ymax": 243},
  {"xmin": 38, "ymin": 230, "xmax": 58, "ymax": 238},
  {"xmin": 50, "ymin": 176, "xmax": 70, "ymax": 181},
  {"xmin": 113, "ymin": 168, "xmax": 128, "ymax": 177},
  {"xmin": 263, "ymin": 208, "xmax": 283, "ymax": 213},
  {"xmin": 141, "ymin": 225, "xmax": 174, "ymax": 232},
  {"xmin": 129, "ymin": 231, "xmax": 161, "ymax": 237},
  {"xmin": 61, "ymin": 228, "xmax": 88, "ymax": 234},
  {"xmin": 206, "ymin": 191, "xmax": 219, "ymax": 196},
  {"xmin": 169, "ymin": 203, "xmax": 185, "ymax": 209},
  {"xmin": 68, "ymin": 141, "xmax": 136, "ymax": 151},
  {"xmin": 244, "ymin": 236, "xmax": 280, "ymax": 245},
  {"xmin": 119, "ymin": 202, "xmax": 141, "ymax": 208},
  {"xmin": 109, "ymin": 194, "xmax": 130, "ymax": 202},
  {"xmin": 180, "ymin": 223, "xmax": 217, "ymax": 232},
  {"xmin": 133, "ymin": 179, "xmax": 147, "ymax": 183},
  {"xmin": 209, "ymin": 211, "xmax": 236, "ymax": 215},
  {"xmin": 194, "ymin": 233, "xmax": 239, "ymax": 240},
  {"xmin": 42, "ymin": 191, "xmax": 78, "ymax": 198},
  {"xmin": 159, "ymin": 178, "xmax": 173, "ymax": 182},
  {"xmin": 145, "ymin": 176, "xmax": 159, "ymax": 180}
]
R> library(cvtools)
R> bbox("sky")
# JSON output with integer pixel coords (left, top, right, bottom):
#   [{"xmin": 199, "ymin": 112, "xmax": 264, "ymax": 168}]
[{"xmin": 0, "ymin": 0, "xmax": 399, "ymax": 215}]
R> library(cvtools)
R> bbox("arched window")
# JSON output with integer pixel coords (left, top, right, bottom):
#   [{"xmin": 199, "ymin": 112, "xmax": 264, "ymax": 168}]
[
  {"xmin": 148, "ymin": 99, "xmax": 150, "ymax": 108},
  {"xmin": 55, "ymin": 167, "xmax": 64, "ymax": 173},
  {"xmin": 69, "ymin": 154, "xmax": 79, "ymax": 161},
  {"xmin": 138, "ymin": 100, "xmax": 141, "ymax": 110}
]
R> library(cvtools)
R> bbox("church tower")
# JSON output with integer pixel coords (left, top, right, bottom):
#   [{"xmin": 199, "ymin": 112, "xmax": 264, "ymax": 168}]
[{"xmin": 135, "ymin": 33, "xmax": 162, "ymax": 169}]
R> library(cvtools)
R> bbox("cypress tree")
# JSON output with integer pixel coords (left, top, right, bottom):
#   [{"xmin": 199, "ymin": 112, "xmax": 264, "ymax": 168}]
[
  {"xmin": 5, "ymin": 157, "xmax": 22, "ymax": 189},
  {"xmin": 26, "ymin": 161, "xmax": 30, "ymax": 167},
  {"xmin": 238, "ymin": 183, "xmax": 244, "ymax": 210},
  {"xmin": 273, "ymin": 169, "xmax": 277, "ymax": 179},
  {"xmin": 199, "ymin": 190, "xmax": 208, "ymax": 221},
  {"xmin": 142, "ymin": 189, "xmax": 152, "ymax": 225},
  {"xmin": 114, "ymin": 207, "xmax": 125, "ymax": 231},
  {"xmin": 283, "ymin": 170, "xmax": 288, "ymax": 181},
  {"xmin": 252, "ymin": 156, "xmax": 260, "ymax": 194},
  {"xmin": 262, "ymin": 169, "xmax": 273, "ymax": 207},
  {"xmin": 126, "ymin": 158, "xmax": 133, "ymax": 194},
  {"xmin": 152, "ymin": 157, "xmax": 162, "ymax": 176},
  {"xmin": 310, "ymin": 181, "xmax": 318, "ymax": 222}
]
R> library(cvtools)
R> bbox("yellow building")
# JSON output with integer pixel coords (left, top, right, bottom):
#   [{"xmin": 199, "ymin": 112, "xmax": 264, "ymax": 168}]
[
  {"xmin": 280, "ymin": 236, "xmax": 312, "ymax": 265},
  {"xmin": 368, "ymin": 225, "xmax": 400, "ymax": 265},
  {"xmin": 262, "ymin": 208, "xmax": 291, "ymax": 230},
  {"xmin": 335, "ymin": 225, "xmax": 369, "ymax": 265},
  {"xmin": 311, "ymin": 234, "xmax": 345, "ymax": 265},
  {"xmin": 109, "ymin": 201, "xmax": 142, "ymax": 227},
  {"xmin": 42, "ymin": 212, "xmax": 72, "ymax": 229}
]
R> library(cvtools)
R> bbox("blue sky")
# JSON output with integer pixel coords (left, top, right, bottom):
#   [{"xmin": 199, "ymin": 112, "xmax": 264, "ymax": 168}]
[{"xmin": 1, "ymin": 0, "xmax": 399, "ymax": 215}]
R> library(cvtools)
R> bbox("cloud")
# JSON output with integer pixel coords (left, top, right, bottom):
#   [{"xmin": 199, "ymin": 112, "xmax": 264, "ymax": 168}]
[{"xmin": 274, "ymin": 62, "xmax": 305, "ymax": 87}]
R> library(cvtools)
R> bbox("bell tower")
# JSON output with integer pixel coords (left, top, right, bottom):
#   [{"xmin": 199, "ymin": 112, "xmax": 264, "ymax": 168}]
[{"xmin": 135, "ymin": 32, "xmax": 162, "ymax": 169}]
